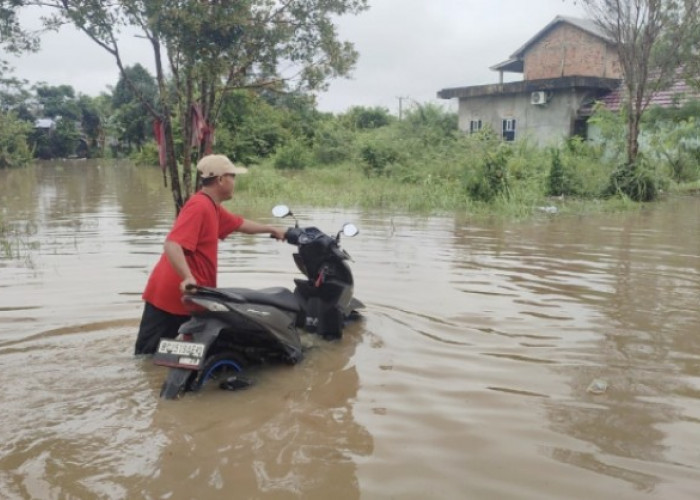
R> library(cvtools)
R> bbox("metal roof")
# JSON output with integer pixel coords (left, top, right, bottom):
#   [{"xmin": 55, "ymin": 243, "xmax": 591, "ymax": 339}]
[{"xmin": 597, "ymin": 79, "xmax": 700, "ymax": 111}]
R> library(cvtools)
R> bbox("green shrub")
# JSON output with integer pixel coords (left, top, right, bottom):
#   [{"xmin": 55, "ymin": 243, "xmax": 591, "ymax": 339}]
[
  {"xmin": 606, "ymin": 156, "xmax": 666, "ymax": 202},
  {"xmin": 312, "ymin": 122, "xmax": 354, "ymax": 165},
  {"xmin": 359, "ymin": 139, "xmax": 401, "ymax": 177},
  {"xmin": 273, "ymin": 139, "xmax": 311, "ymax": 170},
  {"xmin": 0, "ymin": 111, "xmax": 32, "ymax": 168},
  {"xmin": 548, "ymin": 148, "xmax": 566, "ymax": 196},
  {"xmin": 465, "ymin": 144, "xmax": 512, "ymax": 202},
  {"xmin": 130, "ymin": 141, "xmax": 160, "ymax": 166}
]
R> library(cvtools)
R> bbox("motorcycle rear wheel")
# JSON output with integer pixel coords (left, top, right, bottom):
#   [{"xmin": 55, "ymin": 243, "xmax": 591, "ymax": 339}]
[{"xmin": 191, "ymin": 352, "xmax": 246, "ymax": 392}]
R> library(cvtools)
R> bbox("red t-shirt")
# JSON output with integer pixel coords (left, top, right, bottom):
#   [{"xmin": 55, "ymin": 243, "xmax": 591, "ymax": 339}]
[{"xmin": 142, "ymin": 192, "xmax": 244, "ymax": 315}]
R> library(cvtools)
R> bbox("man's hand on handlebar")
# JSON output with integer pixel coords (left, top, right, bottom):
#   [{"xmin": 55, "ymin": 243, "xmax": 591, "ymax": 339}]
[
  {"xmin": 269, "ymin": 227, "xmax": 287, "ymax": 241},
  {"xmin": 180, "ymin": 277, "xmax": 197, "ymax": 294}
]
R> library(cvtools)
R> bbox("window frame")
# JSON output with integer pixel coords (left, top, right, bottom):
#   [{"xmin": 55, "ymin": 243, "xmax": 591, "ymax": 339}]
[{"xmin": 502, "ymin": 118, "xmax": 516, "ymax": 141}]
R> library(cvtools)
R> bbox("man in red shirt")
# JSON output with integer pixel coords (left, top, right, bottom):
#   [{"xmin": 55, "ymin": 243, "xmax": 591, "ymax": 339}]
[{"xmin": 134, "ymin": 154, "xmax": 287, "ymax": 355}]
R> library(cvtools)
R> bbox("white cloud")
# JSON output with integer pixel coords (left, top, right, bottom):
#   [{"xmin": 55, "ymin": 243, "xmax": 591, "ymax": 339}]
[{"xmin": 7, "ymin": 0, "xmax": 586, "ymax": 114}]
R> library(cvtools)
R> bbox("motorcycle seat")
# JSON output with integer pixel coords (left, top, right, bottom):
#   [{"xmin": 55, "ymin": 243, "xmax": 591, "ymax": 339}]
[{"xmin": 218, "ymin": 287, "xmax": 300, "ymax": 312}]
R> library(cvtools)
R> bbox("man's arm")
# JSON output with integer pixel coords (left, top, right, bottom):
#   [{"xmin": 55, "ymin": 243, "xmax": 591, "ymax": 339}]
[
  {"xmin": 164, "ymin": 240, "xmax": 197, "ymax": 293},
  {"xmin": 237, "ymin": 220, "xmax": 286, "ymax": 241}
]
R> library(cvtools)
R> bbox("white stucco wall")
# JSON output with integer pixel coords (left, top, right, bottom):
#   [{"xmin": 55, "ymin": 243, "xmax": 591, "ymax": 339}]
[{"xmin": 457, "ymin": 89, "xmax": 590, "ymax": 146}]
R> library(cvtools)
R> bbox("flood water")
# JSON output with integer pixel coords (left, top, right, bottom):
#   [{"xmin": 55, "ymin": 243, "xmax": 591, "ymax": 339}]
[{"xmin": 1, "ymin": 160, "xmax": 699, "ymax": 499}]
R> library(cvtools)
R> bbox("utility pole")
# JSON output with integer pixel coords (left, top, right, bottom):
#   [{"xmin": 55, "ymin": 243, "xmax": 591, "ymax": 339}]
[{"xmin": 396, "ymin": 96, "xmax": 409, "ymax": 120}]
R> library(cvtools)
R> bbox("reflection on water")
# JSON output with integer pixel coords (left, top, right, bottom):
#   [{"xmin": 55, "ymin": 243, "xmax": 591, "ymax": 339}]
[{"xmin": 1, "ymin": 161, "xmax": 699, "ymax": 499}]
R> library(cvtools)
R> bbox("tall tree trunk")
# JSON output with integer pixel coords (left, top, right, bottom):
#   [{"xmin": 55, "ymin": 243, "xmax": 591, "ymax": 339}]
[
  {"xmin": 627, "ymin": 112, "xmax": 640, "ymax": 166},
  {"xmin": 152, "ymin": 37, "xmax": 184, "ymax": 213}
]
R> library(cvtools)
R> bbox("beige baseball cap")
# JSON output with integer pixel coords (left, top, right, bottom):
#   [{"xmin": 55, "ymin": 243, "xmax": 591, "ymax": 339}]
[{"xmin": 196, "ymin": 154, "xmax": 248, "ymax": 178}]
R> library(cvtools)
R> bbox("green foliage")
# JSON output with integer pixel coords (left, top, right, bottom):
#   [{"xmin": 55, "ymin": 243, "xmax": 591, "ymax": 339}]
[
  {"xmin": 130, "ymin": 140, "xmax": 160, "ymax": 167},
  {"xmin": 645, "ymin": 112, "xmax": 700, "ymax": 183},
  {"xmin": 464, "ymin": 144, "xmax": 512, "ymax": 202},
  {"xmin": 34, "ymin": 84, "xmax": 80, "ymax": 120},
  {"xmin": 581, "ymin": 0, "xmax": 700, "ymax": 171},
  {"xmin": 112, "ymin": 64, "xmax": 157, "ymax": 150},
  {"xmin": 546, "ymin": 138, "xmax": 610, "ymax": 197},
  {"xmin": 358, "ymin": 135, "xmax": 401, "ymax": 177},
  {"xmin": 588, "ymin": 104, "xmax": 626, "ymax": 162},
  {"xmin": 273, "ymin": 139, "xmax": 311, "ymax": 170},
  {"xmin": 0, "ymin": 0, "xmax": 370, "ymax": 211},
  {"xmin": 312, "ymin": 120, "xmax": 355, "ymax": 165},
  {"xmin": 400, "ymin": 103, "xmax": 458, "ymax": 143},
  {"xmin": 548, "ymin": 148, "xmax": 565, "ymax": 196},
  {"xmin": 217, "ymin": 91, "xmax": 289, "ymax": 164},
  {"xmin": 340, "ymin": 106, "xmax": 393, "ymax": 130},
  {"xmin": 606, "ymin": 155, "xmax": 666, "ymax": 202},
  {"xmin": 29, "ymin": 118, "xmax": 81, "ymax": 159},
  {"xmin": 0, "ymin": 110, "xmax": 32, "ymax": 168}
]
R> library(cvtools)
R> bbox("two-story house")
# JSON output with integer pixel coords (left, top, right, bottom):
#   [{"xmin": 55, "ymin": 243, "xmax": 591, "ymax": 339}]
[{"xmin": 437, "ymin": 16, "xmax": 623, "ymax": 144}]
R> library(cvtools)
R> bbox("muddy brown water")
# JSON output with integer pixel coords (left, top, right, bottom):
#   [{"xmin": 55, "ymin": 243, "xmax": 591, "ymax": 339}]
[{"xmin": 1, "ymin": 160, "xmax": 699, "ymax": 500}]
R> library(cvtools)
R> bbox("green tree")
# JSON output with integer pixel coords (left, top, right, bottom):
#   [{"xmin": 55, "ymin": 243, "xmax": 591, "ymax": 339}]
[
  {"xmin": 0, "ymin": 110, "xmax": 31, "ymax": 168},
  {"xmin": 579, "ymin": 0, "xmax": 700, "ymax": 200},
  {"xmin": 217, "ymin": 90, "xmax": 289, "ymax": 164},
  {"xmin": 0, "ymin": 0, "xmax": 368, "ymax": 213},
  {"xmin": 111, "ymin": 64, "xmax": 157, "ymax": 151},
  {"xmin": 341, "ymin": 106, "xmax": 394, "ymax": 130},
  {"xmin": 400, "ymin": 103, "xmax": 457, "ymax": 144},
  {"xmin": 28, "ymin": 84, "xmax": 99, "ymax": 158},
  {"xmin": 0, "ymin": 61, "xmax": 31, "ymax": 116},
  {"xmin": 76, "ymin": 94, "xmax": 101, "ymax": 154},
  {"xmin": 34, "ymin": 84, "xmax": 80, "ymax": 120}
]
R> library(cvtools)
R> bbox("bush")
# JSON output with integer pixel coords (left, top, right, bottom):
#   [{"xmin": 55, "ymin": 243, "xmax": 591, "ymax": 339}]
[
  {"xmin": 130, "ymin": 141, "xmax": 161, "ymax": 166},
  {"xmin": 273, "ymin": 139, "xmax": 311, "ymax": 170},
  {"xmin": 606, "ymin": 156, "xmax": 665, "ymax": 202},
  {"xmin": 312, "ymin": 121, "xmax": 355, "ymax": 165},
  {"xmin": 341, "ymin": 106, "xmax": 393, "ymax": 130},
  {"xmin": 545, "ymin": 139, "xmax": 610, "ymax": 198},
  {"xmin": 358, "ymin": 138, "xmax": 401, "ymax": 177},
  {"xmin": 464, "ymin": 144, "xmax": 512, "ymax": 202},
  {"xmin": 0, "ymin": 111, "xmax": 32, "ymax": 168}
]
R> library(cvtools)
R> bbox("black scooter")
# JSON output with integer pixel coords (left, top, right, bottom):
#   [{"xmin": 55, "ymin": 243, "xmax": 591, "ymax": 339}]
[{"xmin": 154, "ymin": 205, "xmax": 363, "ymax": 399}]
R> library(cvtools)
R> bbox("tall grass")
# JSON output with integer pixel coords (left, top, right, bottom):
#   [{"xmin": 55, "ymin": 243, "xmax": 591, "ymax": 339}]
[
  {"xmin": 168, "ymin": 103, "xmax": 700, "ymax": 217},
  {"xmin": 231, "ymin": 127, "xmax": 630, "ymax": 219}
]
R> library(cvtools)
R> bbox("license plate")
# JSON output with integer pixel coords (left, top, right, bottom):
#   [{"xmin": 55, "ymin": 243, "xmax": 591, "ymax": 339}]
[{"xmin": 153, "ymin": 339, "xmax": 206, "ymax": 369}]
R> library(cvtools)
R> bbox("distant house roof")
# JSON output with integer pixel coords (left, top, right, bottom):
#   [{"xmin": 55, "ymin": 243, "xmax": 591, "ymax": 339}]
[
  {"xmin": 490, "ymin": 16, "xmax": 612, "ymax": 74},
  {"xmin": 34, "ymin": 118, "xmax": 56, "ymax": 129},
  {"xmin": 599, "ymin": 79, "xmax": 700, "ymax": 111}
]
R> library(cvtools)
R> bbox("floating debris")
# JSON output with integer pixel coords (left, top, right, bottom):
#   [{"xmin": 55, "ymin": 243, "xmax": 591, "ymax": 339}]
[{"xmin": 586, "ymin": 379, "xmax": 608, "ymax": 394}]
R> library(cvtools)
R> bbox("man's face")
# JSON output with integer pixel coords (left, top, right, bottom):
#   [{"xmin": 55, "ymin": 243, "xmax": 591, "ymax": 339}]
[{"xmin": 218, "ymin": 173, "xmax": 236, "ymax": 199}]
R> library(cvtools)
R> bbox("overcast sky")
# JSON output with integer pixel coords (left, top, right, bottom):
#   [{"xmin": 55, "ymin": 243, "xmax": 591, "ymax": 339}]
[{"xmin": 7, "ymin": 0, "xmax": 586, "ymax": 115}]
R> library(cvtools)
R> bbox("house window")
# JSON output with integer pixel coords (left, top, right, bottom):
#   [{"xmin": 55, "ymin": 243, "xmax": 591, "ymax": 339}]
[
  {"xmin": 469, "ymin": 119, "xmax": 482, "ymax": 134},
  {"xmin": 502, "ymin": 118, "xmax": 516, "ymax": 141}
]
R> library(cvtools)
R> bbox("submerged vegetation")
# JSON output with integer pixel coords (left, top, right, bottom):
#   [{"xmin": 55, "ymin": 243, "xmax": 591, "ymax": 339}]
[
  {"xmin": 2, "ymin": 89, "xmax": 700, "ymax": 222},
  {"xmin": 225, "ymin": 100, "xmax": 700, "ymax": 218}
]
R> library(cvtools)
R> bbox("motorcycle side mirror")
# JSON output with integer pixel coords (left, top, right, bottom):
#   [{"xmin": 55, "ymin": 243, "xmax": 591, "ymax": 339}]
[
  {"xmin": 272, "ymin": 204, "xmax": 298, "ymax": 228},
  {"xmin": 272, "ymin": 205, "xmax": 291, "ymax": 218},
  {"xmin": 342, "ymin": 223, "xmax": 359, "ymax": 237},
  {"xmin": 337, "ymin": 223, "xmax": 359, "ymax": 242}
]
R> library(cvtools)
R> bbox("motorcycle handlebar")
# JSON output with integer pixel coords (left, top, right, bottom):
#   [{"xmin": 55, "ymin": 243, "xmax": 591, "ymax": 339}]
[{"xmin": 285, "ymin": 227, "xmax": 303, "ymax": 245}]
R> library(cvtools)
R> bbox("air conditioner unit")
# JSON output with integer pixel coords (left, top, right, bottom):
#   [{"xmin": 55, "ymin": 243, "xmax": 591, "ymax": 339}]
[{"xmin": 530, "ymin": 91, "xmax": 547, "ymax": 105}]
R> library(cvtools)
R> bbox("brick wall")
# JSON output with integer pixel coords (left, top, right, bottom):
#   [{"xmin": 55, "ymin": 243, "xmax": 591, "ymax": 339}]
[{"xmin": 524, "ymin": 24, "xmax": 621, "ymax": 80}]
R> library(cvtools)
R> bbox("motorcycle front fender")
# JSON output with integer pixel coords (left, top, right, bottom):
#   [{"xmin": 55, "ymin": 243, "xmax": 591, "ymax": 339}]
[{"xmin": 160, "ymin": 368, "xmax": 194, "ymax": 400}]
